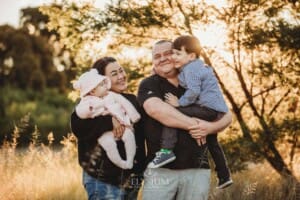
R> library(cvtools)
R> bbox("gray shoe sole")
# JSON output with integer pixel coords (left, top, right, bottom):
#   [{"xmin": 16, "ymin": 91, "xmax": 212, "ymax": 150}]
[
  {"xmin": 216, "ymin": 179, "xmax": 233, "ymax": 189},
  {"xmin": 147, "ymin": 156, "xmax": 176, "ymax": 168}
]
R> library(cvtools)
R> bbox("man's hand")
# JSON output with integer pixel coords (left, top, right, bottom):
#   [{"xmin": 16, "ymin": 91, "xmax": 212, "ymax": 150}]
[
  {"xmin": 165, "ymin": 93, "xmax": 179, "ymax": 107},
  {"xmin": 196, "ymin": 137, "xmax": 206, "ymax": 145},
  {"xmin": 188, "ymin": 118, "xmax": 213, "ymax": 138},
  {"xmin": 188, "ymin": 118, "xmax": 207, "ymax": 145},
  {"xmin": 112, "ymin": 117, "xmax": 125, "ymax": 139}
]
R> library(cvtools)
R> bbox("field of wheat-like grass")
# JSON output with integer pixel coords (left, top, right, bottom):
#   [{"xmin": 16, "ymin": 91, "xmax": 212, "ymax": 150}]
[{"xmin": 0, "ymin": 128, "xmax": 299, "ymax": 200}]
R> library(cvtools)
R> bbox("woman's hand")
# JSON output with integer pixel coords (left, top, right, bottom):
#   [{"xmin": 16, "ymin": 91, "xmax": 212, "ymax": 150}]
[
  {"xmin": 112, "ymin": 117, "xmax": 125, "ymax": 139},
  {"xmin": 165, "ymin": 93, "xmax": 179, "ymax": 107}
]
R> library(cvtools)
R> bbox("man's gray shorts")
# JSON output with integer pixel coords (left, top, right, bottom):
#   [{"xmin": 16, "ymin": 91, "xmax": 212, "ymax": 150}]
[{"xmin": 142, "ymin": 168, "xmax": 211, "ymax": 200}]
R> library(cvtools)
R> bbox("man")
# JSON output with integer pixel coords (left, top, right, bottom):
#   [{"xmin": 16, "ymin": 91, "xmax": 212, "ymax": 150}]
[{"xmin": 137, "ymin": 40, "xmax": 232, "ymax": 200}]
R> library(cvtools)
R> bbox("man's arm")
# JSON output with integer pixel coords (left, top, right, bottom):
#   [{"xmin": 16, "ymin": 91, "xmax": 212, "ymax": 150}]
[
  {"xmin": 144, "ymin": 97, "xmax": 232, "ymax": 141},
  {"xmin": 143, "ymin": 97, "xmax": 197, "ymax": 130},
  {"xmin": 188, "ymin": 111, "xmax": 232, "ymax": 138}
]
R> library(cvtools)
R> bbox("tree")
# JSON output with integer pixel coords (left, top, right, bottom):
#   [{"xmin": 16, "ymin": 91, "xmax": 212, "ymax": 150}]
[
  {"xmin": 0, "ymin": 7, "xmax": 76, "ymax": 144},
  {"xmin": 41, "ymin": 0, "xmax": 300, "ymax": 179},
  {"xmin": 0, "ymin": 7, "xmax": 78, "ymax": 92},
  {"xmin": 40, "ymin": 3, "xmax": 148, "ymax": 90},
  {"xmin": 20, "ymin": 6, "xmax": 77, "ymax": 91},
  {"xmin": 20, "ymin": 7, "xmax": 54, "ymax": 37},
  {"xmin": 210, "ymin": 0, "xmax": 300, "ymax": 179}
]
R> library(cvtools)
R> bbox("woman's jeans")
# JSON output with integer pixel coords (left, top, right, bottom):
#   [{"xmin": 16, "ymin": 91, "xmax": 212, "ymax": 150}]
[{"xmin": 83, "ymin": 171, "xmax": 125, "ymax": 200}]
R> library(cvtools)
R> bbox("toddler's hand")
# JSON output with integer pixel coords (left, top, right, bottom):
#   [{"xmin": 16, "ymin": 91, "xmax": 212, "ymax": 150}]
[{"xmin": 165, "ymin": 93, "xmax": 179, "ymax": 107}]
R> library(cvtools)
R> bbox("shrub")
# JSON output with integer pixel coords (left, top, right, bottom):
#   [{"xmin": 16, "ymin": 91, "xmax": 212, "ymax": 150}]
[{"xmin": 0, "ymin": 86, "xmax": 75, "ymax": 146}]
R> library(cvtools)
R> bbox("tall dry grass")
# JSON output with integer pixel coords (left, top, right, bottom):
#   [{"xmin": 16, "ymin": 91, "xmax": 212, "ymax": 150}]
[
  {"xmin": 0, "ymin": 127, "xmax": 85, "ymax": 200},
  {"xmin": 208, "ymin": 163, "xmax": 299, "ymax": 200},
  {"xmin": 0, "ymin": 127, "xmax": 299, "ymax": 200}
]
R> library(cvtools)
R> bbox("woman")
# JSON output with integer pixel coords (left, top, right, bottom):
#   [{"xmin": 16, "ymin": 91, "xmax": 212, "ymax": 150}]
[{"xmin": 70, "ymin": 57, "xmax": 146, "ymax": 200}]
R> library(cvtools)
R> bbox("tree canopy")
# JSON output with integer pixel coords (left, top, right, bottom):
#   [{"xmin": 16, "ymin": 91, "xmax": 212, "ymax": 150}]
[
  {"xmin": 0, "ymin": 7, "xmax": 77, "ymax": 145},
  {"xmin": 0, "ymin": 7, "xmax": 78, "ymax": 92}
]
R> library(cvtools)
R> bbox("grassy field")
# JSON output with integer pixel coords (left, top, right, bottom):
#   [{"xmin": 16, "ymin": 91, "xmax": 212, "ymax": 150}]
[{"xmin": 0, "ymin": 131, "xmax": 299, "ymax": 200}]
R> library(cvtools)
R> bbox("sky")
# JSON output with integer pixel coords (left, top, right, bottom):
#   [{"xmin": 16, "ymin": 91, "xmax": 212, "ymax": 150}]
[
  {"xmin": 0, "ymin": 0, "xmax": 107, "ymax": 27},
  {"xmin": 0, "ymin": 0, "xmax": 53, "ymax": 27}
]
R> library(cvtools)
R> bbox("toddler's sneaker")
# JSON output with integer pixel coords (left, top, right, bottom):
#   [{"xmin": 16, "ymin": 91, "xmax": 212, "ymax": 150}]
[
  {"xmin": 147, "ymin": 151, "xmax": 176, "ymax": 168},
  {"xmin": 216, "ymin": 177, "xmax": 233, "ymax": 189}
]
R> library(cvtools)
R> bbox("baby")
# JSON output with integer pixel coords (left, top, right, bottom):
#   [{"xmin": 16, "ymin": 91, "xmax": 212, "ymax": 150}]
[{"xmin": 73, "ymin": 69, "xmax": 140, "ymax": 169}]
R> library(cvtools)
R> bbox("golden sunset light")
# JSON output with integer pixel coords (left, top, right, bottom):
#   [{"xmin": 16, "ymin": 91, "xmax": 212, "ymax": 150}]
[{"xmin": 0, "ymin": 0, "xmax": 299, "ymax": 199}]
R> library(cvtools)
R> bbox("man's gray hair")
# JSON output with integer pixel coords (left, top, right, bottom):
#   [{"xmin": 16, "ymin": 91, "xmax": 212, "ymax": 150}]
[{"xmin": 154, "ymin": 39, "xmax": 172, "ymax": 45}]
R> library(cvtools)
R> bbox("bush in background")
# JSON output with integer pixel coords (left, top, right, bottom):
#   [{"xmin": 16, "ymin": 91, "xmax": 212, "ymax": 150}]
[{"xmin": 0, "ymin": 85, "xmax": 75, "ymax": 146}]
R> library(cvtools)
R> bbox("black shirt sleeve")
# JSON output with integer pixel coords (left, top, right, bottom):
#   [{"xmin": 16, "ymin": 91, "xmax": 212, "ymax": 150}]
[{"xmin": 137, "ymin": 75, "xmax": 164, "ymax": 107}]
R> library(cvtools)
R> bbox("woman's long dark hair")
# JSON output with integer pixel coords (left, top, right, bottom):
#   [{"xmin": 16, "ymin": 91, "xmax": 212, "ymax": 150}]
[{"xmin": 92, "ymin": 57, "xmax": 117, "ymax": 75}]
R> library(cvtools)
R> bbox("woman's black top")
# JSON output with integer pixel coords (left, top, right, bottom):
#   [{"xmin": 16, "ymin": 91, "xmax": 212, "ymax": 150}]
[{"xmin": 70, "ymin": 93, "xmax": 146, "ymax": 186}]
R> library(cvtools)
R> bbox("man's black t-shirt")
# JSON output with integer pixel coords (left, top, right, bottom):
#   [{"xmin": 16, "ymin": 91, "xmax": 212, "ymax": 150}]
[{"xmin": 137, "ymin": 74, "xmax": 210, "ymax": 169}]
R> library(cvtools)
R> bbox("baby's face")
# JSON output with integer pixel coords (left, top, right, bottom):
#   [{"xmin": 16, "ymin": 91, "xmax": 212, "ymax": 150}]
[
  {"xmin": 172, "ymin": 47, "xmax": 194, "ymax": 69},
  {"xmin": 93, "ymin": 80, "xmax": 109, "ymax": 97}
]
